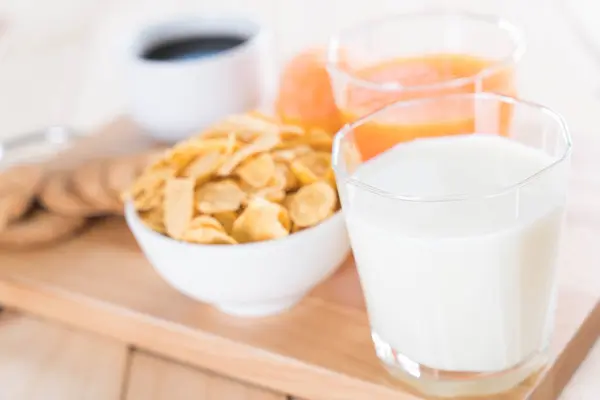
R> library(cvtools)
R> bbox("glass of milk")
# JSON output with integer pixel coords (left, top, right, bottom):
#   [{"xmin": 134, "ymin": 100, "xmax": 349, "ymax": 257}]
[{"xmin": 332, "ymin": 92, "xmax": 572, "ymax": 398}]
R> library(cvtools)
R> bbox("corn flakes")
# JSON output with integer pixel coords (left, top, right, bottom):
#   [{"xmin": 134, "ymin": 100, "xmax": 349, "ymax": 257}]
[
  {"xmin": 126, "ymin": 110, "xmax": 341, "ymax": 244},
  {"xmin": 290, "ymin": 152, "xmax": 333, "ymax": 186},
  {"xmin": 125, "ymin": 167, "xmax": 173, "ymax": 211},
  {"xmin": 183, "ymin": 227, "xmax": 237, "ymax": 244},
  {"xmin": 271, "ymin": 145, "xmax": 313, "ymax": 163},
  {"xmin": 196, "ymin": 179, "xmax": 246, "ymax": 214},
  {"xmin": 275, "ymin": 163, "xmax": 298, "ymax": 191},
  {"xmin": 139, "ymin": 208, "xmax": 166, "ymax": 234},
  {"xmin": 164, "ymin": 178, "xmax": 195, "ymax": 239},
  {"xmin": 189, "ymin": 215, "xmax": 225, "ymax": 232},
  {"xmin": 231, "ymin": 198, "xmax": 290, "ymax": 243},
  {"xmin": 182, "ymin": 150, "xmax": 222, "ymax": 183},
  {"xmin": 217, "ymin": 133, "xmax": 280, "ymax": 176},
  {"xmin": 213, "ymin": 211, "xmax": 237, "ymax": 233},
  {"xmin": 289, "ymin": 181, "xmax": 336, "ymax": 228},
  {"xmin": 235, "ymin": 153, "xmax": 276, "ymax": 188}
]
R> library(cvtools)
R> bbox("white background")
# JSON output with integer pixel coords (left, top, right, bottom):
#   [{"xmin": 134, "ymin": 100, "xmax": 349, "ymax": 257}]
[{"xmin": 0, "ymin": 0, "xmax": 599, "ymax": 138}]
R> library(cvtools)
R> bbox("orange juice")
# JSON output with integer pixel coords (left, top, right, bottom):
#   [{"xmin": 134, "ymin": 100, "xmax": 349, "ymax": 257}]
[
  {"xmin": 276, "ymin": 49, "xmax": 343, "ymax": 133},
  {"xmin": 339, "ymin": 53, "xmax": 516, "ymax": 160}
]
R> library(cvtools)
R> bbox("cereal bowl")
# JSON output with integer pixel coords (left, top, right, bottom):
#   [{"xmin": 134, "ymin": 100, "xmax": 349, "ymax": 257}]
[{"xmin": 125, "ymin": 202, "xmax": 350, "ymax": 317}]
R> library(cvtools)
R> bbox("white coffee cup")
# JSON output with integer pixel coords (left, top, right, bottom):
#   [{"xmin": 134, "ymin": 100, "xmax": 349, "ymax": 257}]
[{"xmin": 123, "ymin": 15, "xmax": 271, "ymax": 143}]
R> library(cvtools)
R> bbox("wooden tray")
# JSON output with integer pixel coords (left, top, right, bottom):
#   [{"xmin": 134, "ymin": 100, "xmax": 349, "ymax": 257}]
[{"xmin": 0, "ymin": 118, "xmax": 598, "ymax": 400}]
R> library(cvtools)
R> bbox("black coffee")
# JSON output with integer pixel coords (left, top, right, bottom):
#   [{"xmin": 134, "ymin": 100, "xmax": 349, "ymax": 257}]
[{"xmin": 142, "ymin": 35, "xmax": 247, "ymax": 62}]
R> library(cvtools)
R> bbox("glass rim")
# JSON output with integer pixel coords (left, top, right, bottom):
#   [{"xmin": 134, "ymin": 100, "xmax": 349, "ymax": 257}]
[
  {"xmin": 332, "ymin": 92, "xmax": 572, "ymax": 203},
  {"xmin": 327, "ymin": 9, "xmax": 527, "ymax": 93}
]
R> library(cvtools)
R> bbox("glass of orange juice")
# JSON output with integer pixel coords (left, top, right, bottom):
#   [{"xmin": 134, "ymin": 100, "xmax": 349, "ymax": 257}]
[{"xmin": 327, "ymin": 10, "xmax": 525, "ymax": 161}]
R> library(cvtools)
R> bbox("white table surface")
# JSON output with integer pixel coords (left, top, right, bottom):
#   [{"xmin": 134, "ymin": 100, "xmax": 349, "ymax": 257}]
[{"xmin": 0, "ymin": 0, "xmax": 597, "ymax": 398}]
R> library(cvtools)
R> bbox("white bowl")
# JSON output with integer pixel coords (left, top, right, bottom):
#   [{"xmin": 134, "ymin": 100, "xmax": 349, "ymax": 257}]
[{"xmin": 125, "ymin": 202, "xmax": 350, "ymax": 317}]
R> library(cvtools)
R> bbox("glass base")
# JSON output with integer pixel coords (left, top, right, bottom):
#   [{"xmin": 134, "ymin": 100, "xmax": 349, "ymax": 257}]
[{"xmin": 372, "ymin": 332, "xmax": 549, "ymax": 398}]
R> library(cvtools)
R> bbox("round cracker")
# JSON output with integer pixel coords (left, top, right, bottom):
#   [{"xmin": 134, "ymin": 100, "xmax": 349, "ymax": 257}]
[
  {"xmin": 105, "ymin": 152, "xmax": 157, "ymax": 202},
  {"xmin": 0, "ymin": 164, "xmax": 44, "ymax": 194},
  {"xmin": 38, "ymin": 171, "xmax": 100, "ymax": 217},
  {"xmin": 0, "ymin": 210, "xmax": 87, "ymax": 249},
  {"xmin": 104, "ymin": 157, "xmax": 136, "ymax": 216},
  {"xmin": 71, "ymin": 160, "xmax": 122, "ymax": 213},
  {"xmin": 0, "ymin": 164, "xmax": 45, "ymax": 230},
  {"xmin": 104, "ymin": 150, "xmax": 164, "ymax": 215},
  {"xmin": 106, "ymin": 156, "xmax": 141, "ymax": 198},
  {"xmin": 0, "ymin": 191, "xmax": 35, "ymax": 230}
]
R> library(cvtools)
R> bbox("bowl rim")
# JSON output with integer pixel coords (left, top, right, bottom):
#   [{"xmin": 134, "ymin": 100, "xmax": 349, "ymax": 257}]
[{"xmin": 124, "ymin": 201, "xmax": 345, "ymax": 250}]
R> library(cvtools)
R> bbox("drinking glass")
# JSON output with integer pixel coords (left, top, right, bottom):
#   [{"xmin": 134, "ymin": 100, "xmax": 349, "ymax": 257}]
[
  {"xmin": 331, "ymin": 93, "xmax": 572, "ymax": 398},
  {"xmin": 327, "ymin": 10, "xmax": 525, "ymax": 161}
]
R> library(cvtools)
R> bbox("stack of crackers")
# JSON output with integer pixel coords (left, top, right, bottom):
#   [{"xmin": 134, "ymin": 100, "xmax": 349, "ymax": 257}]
[{"xmin": 0, "ymin": 150, "xmax": 161, "ymax": 249}]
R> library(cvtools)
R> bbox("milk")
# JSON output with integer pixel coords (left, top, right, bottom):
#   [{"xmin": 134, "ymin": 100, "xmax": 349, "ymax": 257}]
[{"xmin": 344, "ymin": 134, "xmax": 565, "ymax": 373}]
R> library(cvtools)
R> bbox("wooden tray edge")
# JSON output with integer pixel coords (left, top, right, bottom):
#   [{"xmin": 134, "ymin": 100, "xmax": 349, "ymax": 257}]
[
  {"xmin": 0, "ymin": 277, "xmax": 419, "ymax": 400},
  {"xmin": 531, "ymin": 298, "xmax": 600, "ymax": 399}
]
